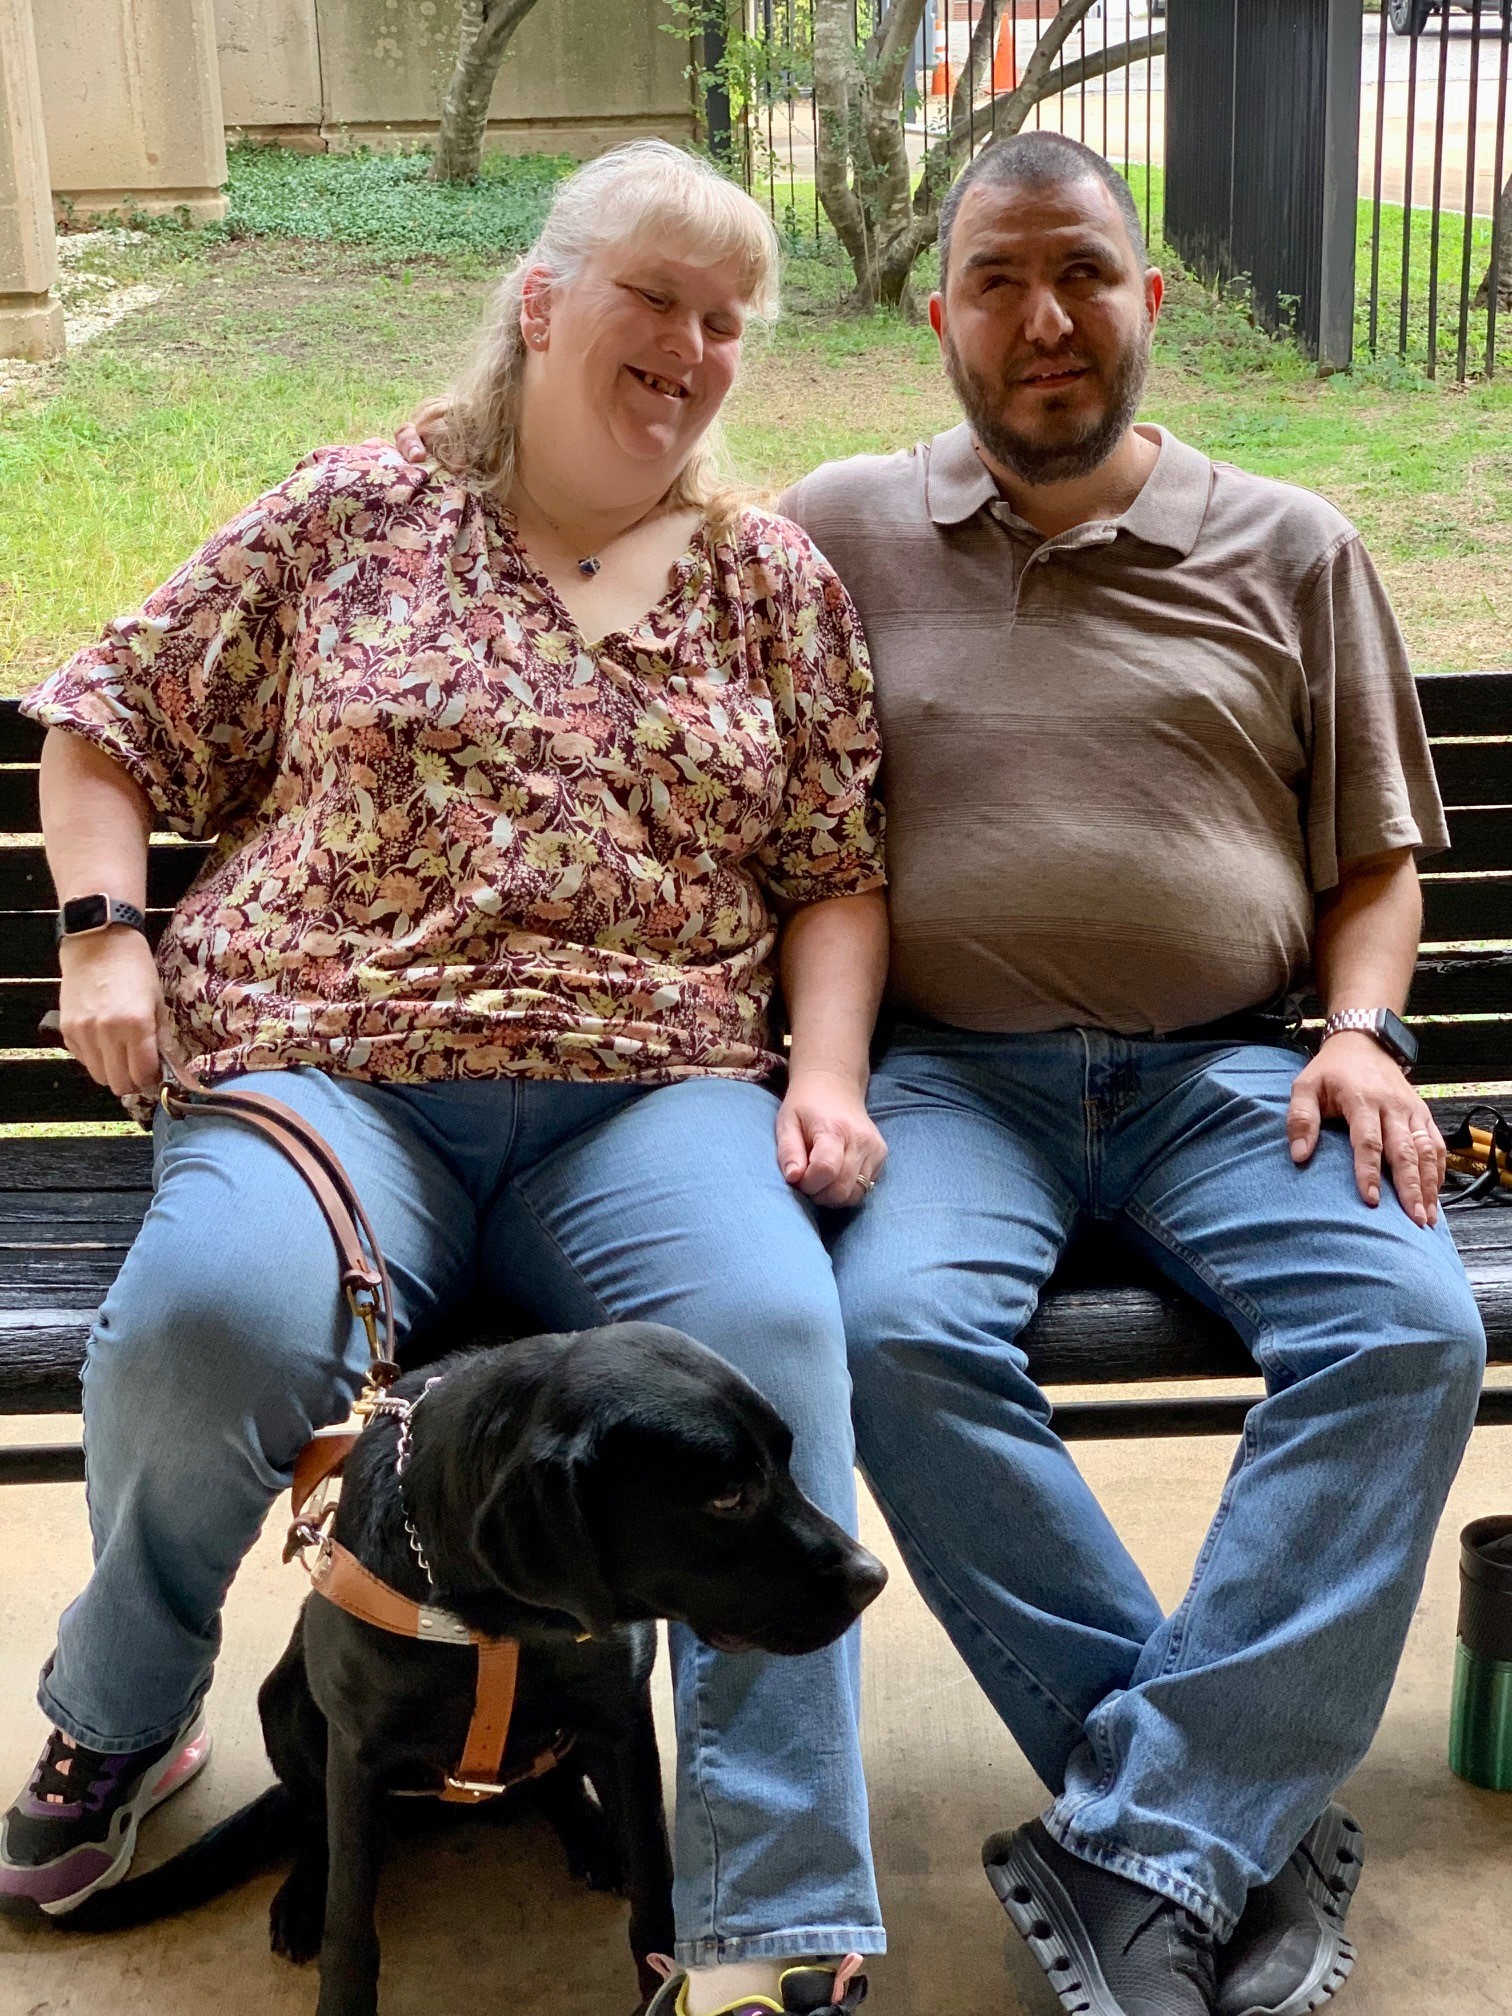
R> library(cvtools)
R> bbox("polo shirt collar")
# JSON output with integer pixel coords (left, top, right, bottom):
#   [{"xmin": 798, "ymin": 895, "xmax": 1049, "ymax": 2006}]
[{"xmin": 923, "ymin": 420, "xmax": 1212, "ymax": 558}]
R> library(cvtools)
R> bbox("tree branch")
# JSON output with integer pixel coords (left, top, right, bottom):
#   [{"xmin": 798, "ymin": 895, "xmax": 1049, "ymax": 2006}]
[
  {"xmin": 870, "ymin": 0, "xmax": 929, "ymax": 106},
  {"xmin": 945, "ymin": 28, "xmax": 1166, "ymax": 163},
  {"xmin": 948, "ymin": 0, "xmax": 1004, "ymax": 138}
]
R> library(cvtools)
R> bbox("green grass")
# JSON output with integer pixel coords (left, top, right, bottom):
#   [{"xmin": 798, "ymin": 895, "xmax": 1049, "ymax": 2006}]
[
  {"xmin": 124, "ymin": 141, "xmax": 571, "ymax": 262},
  {"xmin": 7, "ymin": 143, "xmax": 1512, "ymax": 693}
]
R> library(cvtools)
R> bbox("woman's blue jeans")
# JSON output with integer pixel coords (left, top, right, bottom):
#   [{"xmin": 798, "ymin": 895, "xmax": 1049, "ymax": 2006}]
[
  {"xmin": 41, "ymin": 1068, "xmax": 884, "ymax": 1968},
  {"xmin": 830, "ymin": 1026, "xmax": 1486, "ymax": 1941}
]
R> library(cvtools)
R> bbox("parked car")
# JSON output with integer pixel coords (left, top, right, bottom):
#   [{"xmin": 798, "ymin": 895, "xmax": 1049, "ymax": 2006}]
[{"xmin": 1389, "ymin": 0, "xmax": 1505, "ymax": 34}]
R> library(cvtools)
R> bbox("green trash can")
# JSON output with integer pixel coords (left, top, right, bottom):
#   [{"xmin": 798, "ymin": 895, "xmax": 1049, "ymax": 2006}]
[{"xmin": 1449, "ymin": 1515, "xmax": 1512, "ymax": 1792}]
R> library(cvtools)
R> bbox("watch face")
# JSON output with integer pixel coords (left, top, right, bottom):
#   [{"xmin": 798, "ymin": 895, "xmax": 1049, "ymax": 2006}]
[
  {"xmin": 61, "ymin": 894, "xmax": 110, "ymax": 934},
  {"xmin": 1381, "ymin": 1008, "xmax": 1420, "ymax": 1066}
]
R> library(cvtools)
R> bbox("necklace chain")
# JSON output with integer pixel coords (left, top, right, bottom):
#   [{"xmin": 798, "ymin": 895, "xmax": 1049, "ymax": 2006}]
[{"xmin": 513, "ymin": 477, "xmax": 665, "ymax": 579}]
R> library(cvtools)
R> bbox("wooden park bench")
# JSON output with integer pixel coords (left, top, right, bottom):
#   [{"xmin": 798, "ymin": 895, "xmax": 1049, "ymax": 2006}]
[{"xmin": 2, "ymin": 680, "xmax": 1509, "ymax": 1484}]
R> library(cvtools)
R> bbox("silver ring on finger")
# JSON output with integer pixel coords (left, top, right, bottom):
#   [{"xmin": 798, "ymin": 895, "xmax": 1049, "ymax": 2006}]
[
  {"xmin": 856, "ymin": 1173, "xmax": 876, "ymax": 1195},
  {"xmin": 1409, "ymin": 1129, "xmax": 1434, "ymax": 1144}
]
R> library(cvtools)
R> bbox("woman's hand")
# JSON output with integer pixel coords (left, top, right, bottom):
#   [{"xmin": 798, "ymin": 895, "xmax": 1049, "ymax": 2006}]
[
  {"xmin": 58, "ymin": 930, "xmax": 170, "ymax": 1098},
  {"xmin": 394, "ymin": 397, "xmax": 451, "ymax": 468},
  {"xmin": 776, "ymin": 1065, "xmax": 887, "ymax": 1209}
]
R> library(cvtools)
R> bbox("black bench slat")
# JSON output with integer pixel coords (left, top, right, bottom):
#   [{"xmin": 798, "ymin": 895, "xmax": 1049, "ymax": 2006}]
[
  {"xmin": 0, "ymin": 910, "xmax": 171, "ymax": 978},
  {"xmin": 1416, "ymin": 671, "xmax": 1512, "ymax": 738},
  {"xmin": 1412, "ymin": 1021, "xmax": 1512, "ymax": 1082},
  {"xmin": 0, "ymin": 831, "xmax": 1505, "ymax": 940},
  {"xmin": 0, "ymin": 711, "xmax": 44, "ymax": 763},
  {"xmin": 0, "ymin": 1060, "xmax": 138, "ymax": 1124},
  {"xmin": 1433, "ymin": 742, "xmax": 1512, "ymax": 807},
  {"xmin": 0, "ymin": 1137, "xmax": 152, "ymax": 1189},
  {"xmin": 0, "ymin": 844, "xmax": 209, "ymax": 910},
  {"xmin": 0, "ymin": 981, "xmax": 59, "ymax": 1048},
  {"xmin": 1446, "ymin": 805, "xmax": 1512, "ymax": 871},
  {"xmin": 0, "ymin": 770, "xmax": 38, "ymax": 832},
  {"xmin": 1409, "ymin": 949, "xmax": 1512, "ymax": 1014},
  {"xmin": 1420, "ymin": 873, "xmax": 1512, "ymax": 942}
]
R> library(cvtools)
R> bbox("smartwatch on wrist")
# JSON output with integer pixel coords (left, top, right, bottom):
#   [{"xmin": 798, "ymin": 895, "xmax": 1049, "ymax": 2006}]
[
  {"xmin": 54, "ymin": 894, "xmax": 149, "ymax": 947},
  {"xmin": 1319, "ymin": 1006, "xmax": 1420, "ymax": 1071}
]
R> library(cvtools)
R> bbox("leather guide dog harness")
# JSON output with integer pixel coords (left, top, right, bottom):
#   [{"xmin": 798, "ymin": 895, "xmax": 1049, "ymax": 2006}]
[{"xmin": 159, "ymin": 1059, "xmax": 573, "ymax": 1806}]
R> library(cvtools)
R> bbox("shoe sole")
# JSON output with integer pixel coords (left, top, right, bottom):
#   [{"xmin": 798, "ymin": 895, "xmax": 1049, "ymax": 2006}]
[
  {"xmin": 984, "ymin": 1825, "xmax": 1134, "ymax": 2016},
  {"xmin": 1225, "ymin": 1806, "xmax": 1364, "ymax": 2016},
  {"xmin": 25, "ymin": 1715, "xmax": 212, "ymax": 1918}
]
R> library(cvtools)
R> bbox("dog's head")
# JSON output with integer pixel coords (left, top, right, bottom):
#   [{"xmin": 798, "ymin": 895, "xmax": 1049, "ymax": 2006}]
[{"xmin": 421, "ymin": 1324, "xmax": 885, "ymax": 1655}]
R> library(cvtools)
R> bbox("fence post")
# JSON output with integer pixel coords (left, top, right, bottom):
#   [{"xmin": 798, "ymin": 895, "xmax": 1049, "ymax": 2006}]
[
  {"xmin": 1318, "ymin": 0, "xmax": 1363, "ymax": 372},
  {"xmin": 704, "ymin": 0, "xmax": 733, "ymax": 166}
]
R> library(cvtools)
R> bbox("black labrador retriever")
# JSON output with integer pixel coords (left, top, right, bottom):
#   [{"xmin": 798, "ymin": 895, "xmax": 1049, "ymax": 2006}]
[{"xmin": 74, "ymin": 1322, "xmax": 887, "ymax": 2016}]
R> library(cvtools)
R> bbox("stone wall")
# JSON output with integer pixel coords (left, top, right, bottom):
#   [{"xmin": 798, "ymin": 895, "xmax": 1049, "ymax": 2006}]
[
  {"xmin": 0, "ymin": 0, "xmax": 63, "ymax": 356},
  {"xmin": 215, "ymin": 0, "xmax": 696, "ymax": 156},
  {"xmin": 33, "ymin": 0, "xmax": 228, "ymax": 222}
]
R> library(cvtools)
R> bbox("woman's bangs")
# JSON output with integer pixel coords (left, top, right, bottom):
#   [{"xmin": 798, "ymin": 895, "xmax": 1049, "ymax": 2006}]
[{"xmin": 611, "ymin": 177, "xmax": 780, "ymax": 320}]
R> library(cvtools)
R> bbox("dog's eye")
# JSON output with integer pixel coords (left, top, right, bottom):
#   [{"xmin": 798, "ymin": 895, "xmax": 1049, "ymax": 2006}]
[{"xmin": 706, "ymin": 1485, "xmax": 756, "ymax": 1518}]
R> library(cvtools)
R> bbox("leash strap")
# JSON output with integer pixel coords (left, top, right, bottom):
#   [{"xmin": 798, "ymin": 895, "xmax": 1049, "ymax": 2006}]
[{"xmin": 158, "ymin": 1059, "xmax": 400, "ymax": 1386}]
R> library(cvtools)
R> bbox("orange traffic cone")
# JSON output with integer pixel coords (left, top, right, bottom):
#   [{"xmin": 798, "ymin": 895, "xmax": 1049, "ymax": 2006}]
[{"xmin": 991, "ymin": 12, "xmax": 1018, "ymax": 91}]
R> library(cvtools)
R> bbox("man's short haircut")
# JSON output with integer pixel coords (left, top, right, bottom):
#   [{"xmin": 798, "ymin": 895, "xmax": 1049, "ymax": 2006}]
[{"xmin": 937, "ymin": 132, "xmax": 1149, "ymax": 288}]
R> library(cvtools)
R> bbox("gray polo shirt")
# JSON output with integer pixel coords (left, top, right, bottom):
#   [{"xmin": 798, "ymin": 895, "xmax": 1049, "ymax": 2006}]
[{"xmin": 781, "ymin": 422, "xmax": 1448, "ymax": 1036}]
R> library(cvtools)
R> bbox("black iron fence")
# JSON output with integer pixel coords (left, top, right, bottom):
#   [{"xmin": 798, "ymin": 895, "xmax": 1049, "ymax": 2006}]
[
  {"xmin": 1363, "ymin": 0, "xmax": 1512, "ymax": 379},
  {"xmin": 721, "ymin": 0, "xmax": 1512, "ymax": 384},
  {"xmin": 1165, "ymin": 0, "xmax": 1362, "ymax": 369},
  {"xmin": 719, "ymin": 1, "xmax": 1167, "ymax": 263}
]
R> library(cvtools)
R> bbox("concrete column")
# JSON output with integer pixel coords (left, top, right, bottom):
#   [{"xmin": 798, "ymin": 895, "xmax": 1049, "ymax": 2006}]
[
  {"xmin": 0, "ymin": 0, "xmax": 63, "ymax": 360},
  {"xmin": 33, "ymin": 0, "xmax": 228, "ymax": 225}
]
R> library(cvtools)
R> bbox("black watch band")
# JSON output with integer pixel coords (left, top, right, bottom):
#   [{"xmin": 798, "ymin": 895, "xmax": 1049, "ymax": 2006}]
[{"xmin": 55, "ymin": 894, "xmax": 149, "ymax": 947}]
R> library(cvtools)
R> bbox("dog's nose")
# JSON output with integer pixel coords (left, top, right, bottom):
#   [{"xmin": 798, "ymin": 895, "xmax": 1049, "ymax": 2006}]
[{"xmin": 841, "ymin": 1545, "xmax": 888, "ymax": 1615}]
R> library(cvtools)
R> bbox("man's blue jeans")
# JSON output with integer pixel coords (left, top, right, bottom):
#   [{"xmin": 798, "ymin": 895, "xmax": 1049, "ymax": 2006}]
[
  {"xmin": 830, "ymin": 1025, "xmax": 1485, "ymax": 1939},
  {"xmin": 41, "ymin": 1068, "xmax": 884, "ymax": 1969}
]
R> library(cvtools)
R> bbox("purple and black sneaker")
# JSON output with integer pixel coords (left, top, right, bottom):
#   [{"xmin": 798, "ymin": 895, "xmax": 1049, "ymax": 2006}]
[{"xmin": 0, "ymin": 1712, "xmax": 211, "ymax": 1914}]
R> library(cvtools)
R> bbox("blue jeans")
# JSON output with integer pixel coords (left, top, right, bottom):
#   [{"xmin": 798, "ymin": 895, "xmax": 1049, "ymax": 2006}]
[
  {"xmin": 43, "ymin": 1068, "xmax": 884, "ymax": 1968},
  {"xmin": 831, "ymin": 1026, "xmax": 1485, "ymax": 1939}
]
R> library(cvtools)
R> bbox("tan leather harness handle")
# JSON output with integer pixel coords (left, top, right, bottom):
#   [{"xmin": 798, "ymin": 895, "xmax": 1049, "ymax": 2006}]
[{"xmin": 158, "ymin": 1059, "xmax": 400, "ymax": 1385}]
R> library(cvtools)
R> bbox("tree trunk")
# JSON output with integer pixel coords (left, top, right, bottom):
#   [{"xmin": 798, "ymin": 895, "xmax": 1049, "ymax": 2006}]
[
  {"xmin": 811, "ymin": 0, "xmax": 1162, "ymax": 313},
  {"xmin": 433, "ymin": 0, "xmax": 543, "ymax": 183},
  {"xmin": 1474, "ymin": 166, "xmax": 1512, "ymax": 312}
]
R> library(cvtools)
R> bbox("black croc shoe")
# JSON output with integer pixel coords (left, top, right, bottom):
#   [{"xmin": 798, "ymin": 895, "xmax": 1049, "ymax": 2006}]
[
  {"xmin": 0, "ymin": 1713, "xmax": 211, "ymax": 1915},
  {"xmin": 643, "ymin": 1956, "xmax": 868, "ymax": 2015},
  {"xmin": 985, "ymin": 1819, "xmax": 1218, "ymax": 2016},
  {"xmin": 1216, "ymin": 1805, "xmax": 1364, "ymax": 2016}
]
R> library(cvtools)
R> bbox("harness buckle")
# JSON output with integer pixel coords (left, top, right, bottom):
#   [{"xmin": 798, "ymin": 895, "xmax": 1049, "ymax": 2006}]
[
  {"xmin": 442, "ymin": 1774, "xmax": 510, "ymax": 1801},
  {"xmin": 284, "ymin": 1498, "xmax": 336, "ymax": 1567}
]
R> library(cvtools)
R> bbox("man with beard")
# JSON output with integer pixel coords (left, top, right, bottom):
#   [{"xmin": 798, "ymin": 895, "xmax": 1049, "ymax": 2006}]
[{"xmin": 779, "ymin": 134, "xmax": 1485, "ymax": 2016}]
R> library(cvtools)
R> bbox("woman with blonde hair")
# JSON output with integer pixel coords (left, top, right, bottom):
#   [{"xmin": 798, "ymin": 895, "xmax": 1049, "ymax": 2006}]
[{"xmin": 3, "ymin": 142, "xmax": 889, "ymax": 2013}]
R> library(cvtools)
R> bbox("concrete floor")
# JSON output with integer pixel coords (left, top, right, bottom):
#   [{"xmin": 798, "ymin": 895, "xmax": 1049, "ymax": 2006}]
[{"xmin": 2, "ymin": 1416, "xmax": 1509, "ymax": 2016}]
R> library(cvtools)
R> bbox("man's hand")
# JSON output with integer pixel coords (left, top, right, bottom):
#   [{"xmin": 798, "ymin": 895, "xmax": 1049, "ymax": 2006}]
[
  {"xmin": 394, "ymin": 397, "xmax": 451, "ymax": 468},
  {"xmin": 58, "ymin": 930, "xmax": 170, "ymax": 1098},
  {"xmin": 1287, "ymin": 1031, "xmax": 1446, "ymax": 1228},
  {"xmin": 776, "ymin": 1066, "xmax": 887, "ymax": 1209}
]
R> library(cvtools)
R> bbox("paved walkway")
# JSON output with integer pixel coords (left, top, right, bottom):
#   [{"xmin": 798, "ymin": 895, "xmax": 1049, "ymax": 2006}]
[{"xmin": 2, "ymin": 1403, "xmax": 1509, "ymax": 2015}]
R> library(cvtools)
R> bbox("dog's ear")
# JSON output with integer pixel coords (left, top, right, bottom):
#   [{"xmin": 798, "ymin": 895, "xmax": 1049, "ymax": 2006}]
[{"xmin": 471, "ymin": 1431, "xmax": 617, "ymax": 1637}]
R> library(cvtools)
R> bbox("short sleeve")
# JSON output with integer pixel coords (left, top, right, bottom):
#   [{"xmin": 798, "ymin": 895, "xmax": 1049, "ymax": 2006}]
[
  {"xmin": 20, "ymin": 453, "xmax": 343, "ymax": 839},
  {"xmin": 1297, "ymin": 532, "xmax": 1449, "ymax": 891},
  {"xmin": 747, "ymin": 518, "xmax": 886, "ymax": 906}
]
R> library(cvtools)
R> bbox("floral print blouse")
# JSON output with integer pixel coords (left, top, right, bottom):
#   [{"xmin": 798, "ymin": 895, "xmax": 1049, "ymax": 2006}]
[{"xmin": 23, "ymin": 443, "xmax": 885, "ymax": 1095}]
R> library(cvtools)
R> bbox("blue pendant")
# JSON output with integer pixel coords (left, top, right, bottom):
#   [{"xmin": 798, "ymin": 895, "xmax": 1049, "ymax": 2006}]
[{"xmin": 577, "ymin": 556, "xmax": 601, "ymax": 577}]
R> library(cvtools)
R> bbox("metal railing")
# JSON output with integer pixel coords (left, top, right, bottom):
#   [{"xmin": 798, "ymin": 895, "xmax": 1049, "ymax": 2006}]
[
  {"xmin": 722, "ymin": 1, "xmax": 1512, "ymax": 385},
  {"xmin": 1364, "ymin": 0, "xmax": 1512, "ymax": 380},
  {"xmin": 724, "ymin": 1, "xmax": 1166, "ymax": 264}
]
